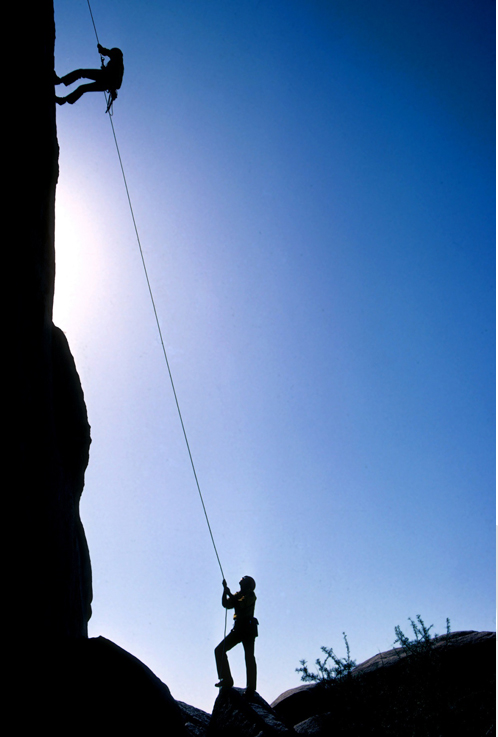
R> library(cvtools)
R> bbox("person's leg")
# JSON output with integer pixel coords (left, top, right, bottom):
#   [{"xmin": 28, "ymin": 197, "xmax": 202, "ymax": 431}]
[
  {"xmin": 59, "ymin": 68, "xmax": 102, "ymax": 86},
  {"xmin": 62, "ymin": 82, "xmax": 107, "ymax": 105},
  {"xmin": 214, "ymin": 630, "xmax": 241, "ymax": 688},
  {"xmin": 242, "ymin": 638, "xmax": 257, "ymax": 692}
]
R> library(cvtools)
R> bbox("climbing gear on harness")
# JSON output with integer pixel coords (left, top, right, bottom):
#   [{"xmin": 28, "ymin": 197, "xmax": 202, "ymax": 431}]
[{"xmin": 105, "ymin": 89, "xmax": 117, "ymax": 114}]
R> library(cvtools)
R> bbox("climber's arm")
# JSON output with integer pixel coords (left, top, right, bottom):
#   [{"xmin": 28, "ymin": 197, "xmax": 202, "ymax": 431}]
[
  {"xmin": 221, "ymin": 580, "xmax": 236, "ymax": 609},
  {"xmin": 97, "ymin": 43, "xmax": 111, "ymax": 57}
]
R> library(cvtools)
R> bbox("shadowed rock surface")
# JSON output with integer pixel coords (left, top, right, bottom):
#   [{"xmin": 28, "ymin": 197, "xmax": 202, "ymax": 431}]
[
  {"xmin": 4, "ymin": 4, "xmax": 185, "ymax": 732},
  {"xmin": 271, "ymin": 631, "xmax": 495, "ymax": 736},
  {"xmin": 209, "ymin": 688, "xmax": 292, "ymax": 736},
  {"xmin": 18, "ymin": 637, "xmax": 188, "ymax": 733},
  {"xmin": 179, "ymin": 701, "xmax": 215, "ymax": 736},
  {"xmin": 6, "ymin": 0, "xmax": 92, "ymax": 645}
]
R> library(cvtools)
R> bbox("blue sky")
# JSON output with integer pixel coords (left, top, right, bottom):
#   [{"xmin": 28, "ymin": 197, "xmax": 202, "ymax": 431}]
[{"xmin": 53, "ymin": 0, "xmax": 495, "ymax": 712}]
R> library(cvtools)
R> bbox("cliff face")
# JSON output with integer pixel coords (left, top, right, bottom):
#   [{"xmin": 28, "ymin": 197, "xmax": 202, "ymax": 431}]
[{"xmin": 6, "ymin": 0, "xmax": 92, "ymax": 640}]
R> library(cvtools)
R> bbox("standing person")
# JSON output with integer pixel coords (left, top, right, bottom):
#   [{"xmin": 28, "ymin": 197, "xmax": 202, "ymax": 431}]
[
  {"xmin": 215, "ymin": 576, "xmax": 258, "ymax": 695},
  {"xmin": 55, "ymin": 43, "xmax": 124, "ymax": 108}
]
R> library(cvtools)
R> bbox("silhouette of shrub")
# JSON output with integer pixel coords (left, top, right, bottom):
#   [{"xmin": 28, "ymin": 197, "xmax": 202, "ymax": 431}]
[
  {"xmin": 393, "ymin": 613, "xmax": 451, "ymax": 657},
  {"xmin": 296, "ymin": 615, "xmax": 451, "ymax": 685},
  {"xmin": 296, "ymin": 632, "xmax": 356, "ymax": 683}
]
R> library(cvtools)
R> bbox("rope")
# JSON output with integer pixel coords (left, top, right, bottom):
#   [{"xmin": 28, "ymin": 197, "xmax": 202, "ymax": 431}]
[
  {"xmin": 85, "ymin": 0, "xmax": 225, "ymax": 582},
  {"xmin": 108, "ymin": 116, "xmax": 225, "ymax": 581},
  {"xmin": 86, "ymin": 0, "xmax": 115, "ymax": 115},
  {"xmin": 86, "ymin": 0, "xmax": 101, "ymax": 44}
]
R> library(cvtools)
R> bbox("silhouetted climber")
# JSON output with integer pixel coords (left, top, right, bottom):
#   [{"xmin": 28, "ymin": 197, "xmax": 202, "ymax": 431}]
[
  {"xmin": 215, "ymin": 576, "xmax": 258, "ymax": 695},
  {"xmin": 55, "ymin": 44, "xmax": 124, "ymax": 111}
]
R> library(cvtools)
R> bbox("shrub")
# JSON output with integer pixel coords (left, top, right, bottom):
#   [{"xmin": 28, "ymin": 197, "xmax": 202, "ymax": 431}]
[
  {"xmin": 297, "ymin": 615, "xmax": 451, "ymax": 684},
  {"xmin": 393, "ymin": 614, "xmax": 451, "ymax": 657},
  {"xmin": 296, "ymin": 632, "xmax": 356, "ymax": 683}
]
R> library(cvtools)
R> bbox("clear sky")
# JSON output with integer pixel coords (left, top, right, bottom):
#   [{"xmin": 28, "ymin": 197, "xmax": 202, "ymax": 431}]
[{"xmin": 53, "ymin": 0, "xmax": 495, "ymax": 713}]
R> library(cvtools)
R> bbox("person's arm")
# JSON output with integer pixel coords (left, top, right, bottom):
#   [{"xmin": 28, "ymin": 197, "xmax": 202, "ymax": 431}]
[
  {"xmin": 221, "ymin": 580, "xmax": 236, "ymax": 609},
  {"xmin": 97, "ymin": 43, "xmax": 111, "ymax": 57}
]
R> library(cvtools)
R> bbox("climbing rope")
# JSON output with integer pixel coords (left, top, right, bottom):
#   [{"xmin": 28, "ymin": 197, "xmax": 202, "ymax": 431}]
[
  {"xmin": 85, "ymin": 0, "xmax": 225, "ymax": 583},
  {"xmin": 86, "ymin": 0, "xmax": 100, "ymax": 44},
  {"xmin": 86, "ymin": 0, "xmax": 115, "ymax": 115},
  {"xmin": 108, "ymin": 118, "xmax": 226, "ymax": 584}
]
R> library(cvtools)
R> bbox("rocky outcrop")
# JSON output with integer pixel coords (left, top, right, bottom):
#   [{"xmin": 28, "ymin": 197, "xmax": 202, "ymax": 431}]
[
  {"xmin": 18, "ymin": 630, "xmax": 488, "ymax": 735},
  {"xmin": 271, "ymin": 631, "xmax": 496, "ymax": 736},
  {"xmin": 179, "ymin": 632, "xmax": 494, "ymax": 736},
  {"xmin": 208, "ymin": 688, "xmax": 292, "ymax": 736},
  {"xmin": 179, "ymin": 701, "xmax": 213, "ymax": 736},
  {"xmin": 14, "ymin": 636, "xmax": 189, "ymax": 734}
]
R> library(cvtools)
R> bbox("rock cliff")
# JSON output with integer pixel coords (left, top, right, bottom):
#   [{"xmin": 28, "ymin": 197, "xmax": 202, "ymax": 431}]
[{"xmin": 6, "ymin": 0, "xmax": 92, "ymax": 643}]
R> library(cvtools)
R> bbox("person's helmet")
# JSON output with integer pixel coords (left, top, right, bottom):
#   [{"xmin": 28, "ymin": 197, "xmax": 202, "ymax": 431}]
[{"xmin": 240, "ymin": 575, "xmax": 256, "ymax": 591}]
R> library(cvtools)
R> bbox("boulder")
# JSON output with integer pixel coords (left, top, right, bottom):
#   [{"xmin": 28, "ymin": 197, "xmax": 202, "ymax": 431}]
[
  {"xmin": 293, "ymin": 714, "xmax": 331, "ymax": 736},
  {"xmin": 16, "ymin": 636, "xmax": 189, "ymax": 734},
  {"xmin": 271, "ymin": 684, "xmax": 325, "ymax": 729},
  {"xmin": 179, "ymin": 701, "xmax": 212, "ymax": 736},
  {"xmin": 272, "ymin": 631, "xmax": 496, "ymax": 736},
  {"xmin": 209, "ymin": 687, "xmax": 292, "ymax": 736}
]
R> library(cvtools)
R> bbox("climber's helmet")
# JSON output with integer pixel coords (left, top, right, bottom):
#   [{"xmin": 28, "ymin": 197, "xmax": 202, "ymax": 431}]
[{"xmin": 239, "ymin": 575, "xmax": 256, "ymax": 592}]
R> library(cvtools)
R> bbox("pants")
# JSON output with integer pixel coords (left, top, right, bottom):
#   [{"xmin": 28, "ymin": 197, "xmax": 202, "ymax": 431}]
[
  {"xmin": 215, "ymin": 628, "xmax": 257, "ymax": 691},
  {"xmin": 59, "ymin": 69, "xmax": 109, "ymax": 105}
]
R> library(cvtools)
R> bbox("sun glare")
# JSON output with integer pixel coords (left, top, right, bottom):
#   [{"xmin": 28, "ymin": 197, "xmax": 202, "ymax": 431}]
[
  {"xmin": 53, "ymin": 194, "xmax": 107, "ymax": 333},
  {"xmin": 53, "ymin": 200, "xmax": 80, "ymax": 324}
]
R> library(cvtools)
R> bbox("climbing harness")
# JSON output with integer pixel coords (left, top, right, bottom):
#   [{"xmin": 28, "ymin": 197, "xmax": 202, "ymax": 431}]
[{"xmin": 84, "ymin": 0, "xmax": 226, "ymax": 585}]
